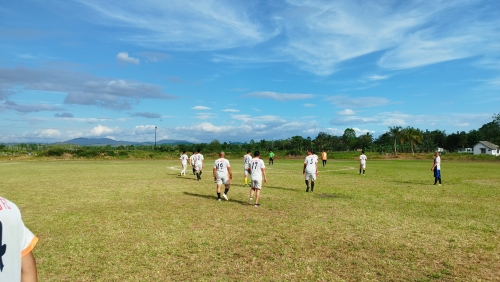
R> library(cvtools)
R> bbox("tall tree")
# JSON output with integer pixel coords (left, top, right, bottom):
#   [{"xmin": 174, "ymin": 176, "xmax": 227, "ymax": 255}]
[
  {"xmin": 388, "ymin": 126, "xmax": 403, "ymax": 155},
  {"xmin": 401, "ymin": 126, "xmax": 422, "ymax": 155},
  {"xmin": 342, "ymin": 128, "xmax": 357, "ymax": 150}
]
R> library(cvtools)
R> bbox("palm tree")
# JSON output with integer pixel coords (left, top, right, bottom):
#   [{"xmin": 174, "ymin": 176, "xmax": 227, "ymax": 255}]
[
  {"xmin": 401, "ymin": 126, "xmax": 422, "ymax": 155},
  {"xmin": 388, "ymin": 126, "xmax": 403, "ymax": 155}
]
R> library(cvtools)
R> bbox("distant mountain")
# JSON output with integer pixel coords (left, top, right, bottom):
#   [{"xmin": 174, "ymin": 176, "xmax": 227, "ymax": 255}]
[{"xmin": 59, "ymin": 138, "xmax": 192, "ymax": 146}]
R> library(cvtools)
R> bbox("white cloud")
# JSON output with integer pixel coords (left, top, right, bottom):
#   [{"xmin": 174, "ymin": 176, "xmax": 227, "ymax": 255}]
[
  {"xmin": 116, "ymin": 52, "xmax": 140, "ymax": 64},
  {"xmin": 222, "ymin": 109, "xmax": 239, "ymax": 112},
  {"xmin": 244, "ymin": 91, "xmax": 315, "ymax": 101},
  {"xmin": 352, "ymin": 127, "xmax": 376, "ymax": 137},
  {"xmin": 303, "ymin": 103, "xmax": 315, "ymax": 107},
  {"xmin": 134, "ymin": 125, "xmax": 156, "ymax": 135},
  {"xmin": 89, "ymin": 125, "xmax": 120, "ymax": 136},
  {"xmin": 326, "ymin": 95, "xmax": 390, "ymax": 108},
  {"xmin": 194, "ymin": 113, "xmax": 217, "ymax": 120},
  {"xmin": 192, "ymin": 106, "xmax": 212, "ymax": 110},
  {"xmin": 33, "ymin": 129, "xmax": 61, "ymax": 138},
  {"xmin": 77, "ymin": 1, "xmax": 277, "ymax": 51},
  {"xmin": 367, "ymin": 75, "xmax": 389, "ymax": 81},
  {"xmin": 337, "ymin": 109, "xmax": 355, "ymax": 115}
]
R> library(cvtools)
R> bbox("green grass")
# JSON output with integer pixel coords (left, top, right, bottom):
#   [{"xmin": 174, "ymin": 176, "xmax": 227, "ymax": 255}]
[{"xmin": 1, "ymin": 158, "xmax": 499, "ymax": 281}]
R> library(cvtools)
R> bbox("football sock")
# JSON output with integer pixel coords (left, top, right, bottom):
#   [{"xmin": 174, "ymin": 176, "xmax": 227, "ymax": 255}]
[
  {"xmin": 305, "ymin": 180, "xmax": 309, "ymax": 187},
  {"xmin": 244, "ymin": 177, "xmax": 247, "ymax": 185},
  {"xmin": 434, "ymin": 178, "xmax": 437, "ymax": 185},
  {"xmin": 224, "ymin": 187, "xmax": 230, "ymax": 195},
  {"xmin": 217, "ymin": 192, "xmax": 221, "ymax": 199},
  {"xmin": 311, "ymin": 181, "xmax": 315, "ymax": 191},
  {"xmin": 363, "ymin": 170, "xmax": 365, "ymax": 174},
  {"xmin": 438, "ymin": 178, "xmax": 442, "ymax": 184},
  {"xmin": 200, "ymin": 171, "xmax": 203, "ymax": 176},
  {"xmin": 359, "ymin": 168, "xmax": 362, "ymax": 174}
]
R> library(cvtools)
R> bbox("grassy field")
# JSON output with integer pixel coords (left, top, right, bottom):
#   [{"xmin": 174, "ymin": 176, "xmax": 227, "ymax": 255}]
[{"xmin": 1, "ymin": 158, "xmax": 499, "ymax": 281}]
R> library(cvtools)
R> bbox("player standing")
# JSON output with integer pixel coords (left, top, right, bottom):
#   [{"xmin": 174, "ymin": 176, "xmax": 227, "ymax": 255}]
[
  {"xmin": 243, "ymin": 150, "xmax": 252, "ymax": 186},
  {"xmin": 321, "ymin": 149, "xmax": 327, "ymax": 167},
  {"xmin": 359, "ymin": 151, "xmax": 367, "ymax": 175},
  {"xmin": 213, "ymin": 152, "xmax": 233, "ymax": 201},
  {"xmin": 0, "ymin": 196, "xmax": 38, "ymax": 282},
  {"xmin": 303, "ymin": 149, "xmax": 318, "ymax": 192},
  {"xmin": 248, "ymin": 151, "xmax": 267, "ymax": 207},
  {"xmin": 195, "ymin": 149, "xmax": 204, "ymax": 181},
  {"xmin": 431, "ymin": 151, "xmax": 442, "ymax": 185},
  {"xmin": 269, "ymin": 150, "xmax": 275, "ymax": 165},
  {"xmin": 179, "ymin": 151, "xmax": 188, "ymax": 176}
]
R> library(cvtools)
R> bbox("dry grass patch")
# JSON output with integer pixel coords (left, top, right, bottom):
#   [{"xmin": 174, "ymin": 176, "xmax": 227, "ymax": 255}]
[{"xmin": 0, "ymin": 159, "xmax": 498, "ymax": 281}]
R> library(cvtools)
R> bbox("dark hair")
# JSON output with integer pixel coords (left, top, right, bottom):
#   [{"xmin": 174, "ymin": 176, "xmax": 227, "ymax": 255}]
[
  {"xmin": 247, "ymin": 150, "xmax": 252, "ymax": 153},
  {"xmin": 307, "ymin": 148, "xmax": 312, "ymax": 153},
  {"xmin": 183, "ymin": 151, "xmax": 186, "ymax": 154},
  {"xmin": 197, "ymin": 148, "xmax": 201, "ymax": 153},
  {"xmin": 361, "ymin": 151, "xmax": 365, "ymax": 154},
  {"xmin": 254, "ymin": 151, "xmax": 260, "ymax": 157}
]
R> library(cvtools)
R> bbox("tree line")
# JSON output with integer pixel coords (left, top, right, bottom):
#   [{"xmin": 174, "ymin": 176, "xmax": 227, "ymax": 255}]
[{"xmin": 1, "ymin": 114, "xmax": 499, "ymax": 157}]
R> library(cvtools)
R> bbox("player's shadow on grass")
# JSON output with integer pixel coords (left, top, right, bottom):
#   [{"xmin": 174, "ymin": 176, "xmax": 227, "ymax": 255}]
[
  {"xmin": 183, "ymin": 192, "xmax": 248, "ymax": 205},
  {"xmin": 390, "ymin": 180, "xmax": 430, "ymax": 186},
  {"xmin": 316, "ymin": 193, "xmax": 353, "ymax": 199},
  {"xmin": 175, "ymin": 175, "xmax": 199, "ymax": 181},
  {"xmin": 265, "ymin": 185, "xmax": 298, "ymax": 192}
]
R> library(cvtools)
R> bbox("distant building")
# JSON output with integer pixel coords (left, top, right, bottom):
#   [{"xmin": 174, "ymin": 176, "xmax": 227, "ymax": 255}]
[
  {"xmin": 457, "ymin": 148, "xmax": 473, "ymax": 153},
  {"xmin": 473, "ymin": 141, "xmax": 499, "ymax": 156}
]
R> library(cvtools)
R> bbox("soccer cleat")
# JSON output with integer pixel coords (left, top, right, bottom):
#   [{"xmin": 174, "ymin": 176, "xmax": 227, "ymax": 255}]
[
  {"xmin": 218, "ymin": 198, "xmax": 221, "ymax": 201},
  {"xmin": 254, "ymin": 204, "xmax": 260, "ymax": 207},
  {"xmin": 439, "ymin": 184, "xmax": 442, "ymax": 186},
  {"xmin": 223, "ymin": 194, "xmax": 228, "ymax": 201},
  {"xmin": 306, "ymin": 187, "xmax": 309, "ymax": 192}
]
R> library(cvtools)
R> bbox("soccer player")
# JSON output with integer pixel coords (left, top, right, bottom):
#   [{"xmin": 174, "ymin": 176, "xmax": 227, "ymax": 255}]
[
  {"xmin": 321, "ymin": 149, "xmax": 327, "ymax": 167},
  {"xmin": 431, "ymin": 151, "xmax": 442, "ymax": 185},
  {"xmin": 303, "ymin": 149, "xmax": 318, "ymax": 192},
  {"xmin": 179, "ymin": 151, "xmax": 188, "ymax": 176},
  {"xmin": 359, "ymin": 151, "xmax": 367, "ymax": 175},
  {"xmin": 248, "ymin": 151, "xmax": 267, "ymax": 207},
  {"xmin": 213, "ymin": 152, "xmax": 233, "ymax": 201},
  {"xmin": 269, "ymin": 150, "xmax": 275, "ymax": 165},
  {"xmin": 195, "ymin": 149, "xmax": 204, "ymax": 181},
  {"xmin": 190, "ymin": 151, "xmax": 197, "ymax": 175},
  {"xmin": 243, "ymin": 150, "xmax": 252, "ymax": 186},
  {"xmin": 0, "ymin": 196, "xmax": 38, "ymax": 282}
]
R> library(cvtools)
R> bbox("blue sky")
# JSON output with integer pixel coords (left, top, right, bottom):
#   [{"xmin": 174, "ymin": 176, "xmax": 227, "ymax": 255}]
[{"xmin": 1, "ymin": 0, "xmax": 499, "ymax": 143}]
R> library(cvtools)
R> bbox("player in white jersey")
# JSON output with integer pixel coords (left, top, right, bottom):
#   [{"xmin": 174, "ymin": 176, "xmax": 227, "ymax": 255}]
[
  {"xmin": 190, "ymin": 151, "xmax": 197, "ymax": 175},
  {"xmin": 0, "ymin": 196, "xmax": 38, "ymax": 282},
  {"xmin": 303, "ymin": 149, "xmax": 318, "ymax": 192},
  {"xmin": 179, "ymin": 151, "xmax": 188, "ymax": 176},
  {"xmin": 247, "ymin": 151, "xmax": 267, "ymax": 207},
  {"xmin": 431, "ymin": 151, "xmax": 442, "ymax": 185},
  {"xmin": 213, "ymin": 151, "xmax": 233, "ymax": 201},
  {"xmin": 359, "ymin": 151, "xmax": 367, "ymax": 175},
  {"xmin": 243, "ymin": 150, "xmax": 252, "ymax": 187},
  {"xmin": 195, "ymin": 149, "xmax": 204, "ymax": 181}
]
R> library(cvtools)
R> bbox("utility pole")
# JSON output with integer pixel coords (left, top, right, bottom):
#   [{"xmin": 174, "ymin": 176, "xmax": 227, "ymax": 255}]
[{"xmin": 154, "ymin": 126, "xmax": 157, "ymax": 150}]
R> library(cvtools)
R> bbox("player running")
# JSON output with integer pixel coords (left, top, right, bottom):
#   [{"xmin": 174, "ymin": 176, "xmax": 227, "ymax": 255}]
[
  {"xmin": 179, "ymin": 151, "xmax": 188, "ymax": 176},
  {"xmin": 213, "ymin": 152, "xmax": 233, "ymax": 201},
  {"xmin": 248, "ymin": 151, "xmax": 267, "ymax": 207},
  {"xmin": 190, "ymin": 151, "xmax": 197, "ymax": 175},
  {"xmin": 195, "ymin": 149, "xmax": 204, "ymax": 181},
  {"xmin": 303, "ymin": 149, "xmax": 318, "ymax": 192},
  {"xmin": 359, "ymin": 151, "xmax": 367, "ymax": 175},
  {"xmin": 243, "ymin": 150, "xmax": 252, "ymax": 186}
]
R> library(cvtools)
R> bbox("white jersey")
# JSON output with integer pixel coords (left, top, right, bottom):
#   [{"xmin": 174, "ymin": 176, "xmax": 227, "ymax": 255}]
[
  {"xmin": 180, "ymin": 154, "xmax": 188, "ymax": 164},
  {"xmin": 0, "ymin": 197, "xmax": 38, "ymax": 282},
  {"xmin": 243, "ymin": 154, "xmax": 252, "ymax": 169},
  {"xmin": 304, "ymin": 154, "xmax": 318, "ymax": 173},
  {"xmin": 249, "ymin": 158, "xmax": 265, "ymax": 181},
  {"xmin": 434, "ymin": 156, "xmax": 441, "ymax": 170},
  {"xmin": 214, "ymin": 158, "xmax": 230, "ymax": 175},
  {"xmin": 195, "ymin": 153, "xmax": 204, "ymax": 165},
  {"xmin": 190, "ymin": 154, "xmax": 196, "ymax": 166},
  {"xmin": 360, "ymin": 154, "xmax": 367, "ymax": 164}
]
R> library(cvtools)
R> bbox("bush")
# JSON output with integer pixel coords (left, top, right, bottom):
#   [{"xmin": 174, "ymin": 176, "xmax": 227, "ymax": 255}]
[
  {"xmin": 106, "ymin": 150, "xmax": 116, "ymax": 157},
  {"xmin": 46, "ymin": 148, "xmax": 67, "ymax": 156}
]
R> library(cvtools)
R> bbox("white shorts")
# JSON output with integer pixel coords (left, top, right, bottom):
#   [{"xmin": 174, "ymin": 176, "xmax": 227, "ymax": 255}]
[
  {"xmin": 251, "ymin": 180, "xmax": 262, "ymax": 189},
  {"xmin": 305, "ymin": 172, "xmax": 316, "ymax": 181},
  {"xmin": 216, "ymin": 174, "xmax": 229, "ymax": 185},
  {"xmin": 195, "ymin": 163, "xmax": 203, "ymax": 171},
  {"xmin": 360, "ymin": 163, "xmax": 366, "ymax": 169},
  {"xmin": 181, "ymin": 162, "xmax": 187, "ymax": 168}
]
